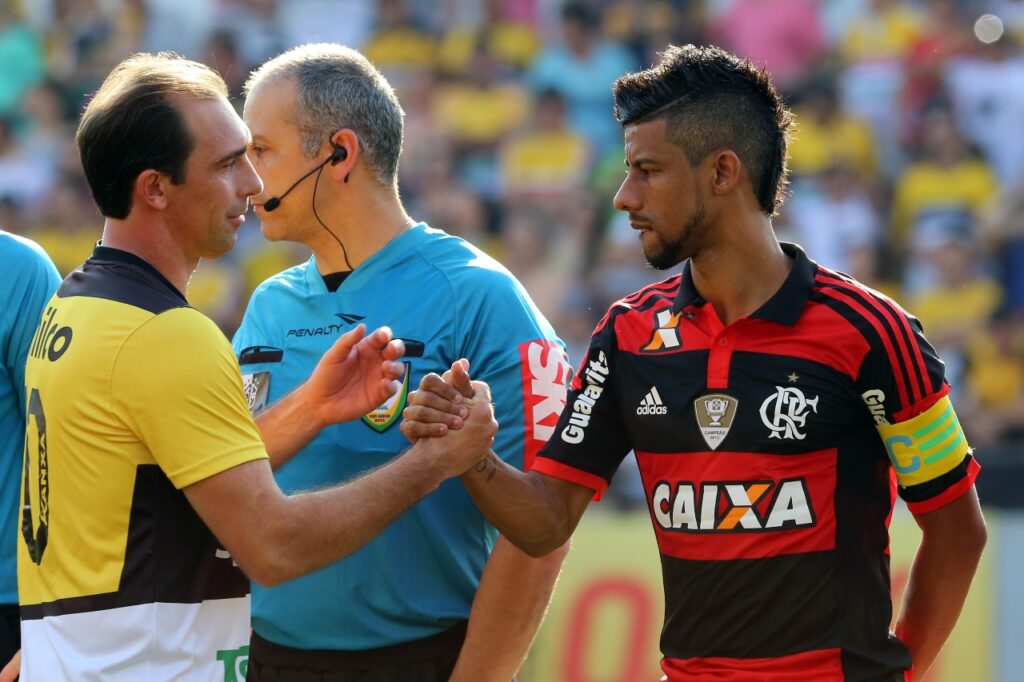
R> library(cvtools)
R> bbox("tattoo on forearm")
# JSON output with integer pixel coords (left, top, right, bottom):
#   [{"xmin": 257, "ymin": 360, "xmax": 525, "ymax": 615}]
[{"xmin": 473, "ymin": 455, "xmax": 498, "ymax": 483}]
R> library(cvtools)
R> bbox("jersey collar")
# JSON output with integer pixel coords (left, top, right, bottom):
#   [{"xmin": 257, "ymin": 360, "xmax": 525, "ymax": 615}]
[
  {"xmin": 91, "ymin": 243, "xmax": 187, "ymax": 302},
  {"xmin": 671, "ymin": 242, "xmax": 817, "ymax": 326},
  {"xmin": 303, "ymin": 222, "xmax": 430, "ymax": 294}
]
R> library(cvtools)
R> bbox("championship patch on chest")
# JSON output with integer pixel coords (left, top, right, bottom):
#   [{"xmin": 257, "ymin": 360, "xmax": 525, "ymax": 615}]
[
  {"xmin": 242, "ymin": 371, "xmax": 271, "ymax": 413},
  {"xmin": 694, "ymin": 393, "xmax": 738, "ymax": 450},
  {"xmin": 362, "ymin": 362, "xmax": 411, "ymax": 432}
]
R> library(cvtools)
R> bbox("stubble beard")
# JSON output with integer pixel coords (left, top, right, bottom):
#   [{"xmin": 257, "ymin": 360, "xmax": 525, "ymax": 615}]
[{"xmin": 644, "ymin": 198, "xmax": 707, "ymax": 271}]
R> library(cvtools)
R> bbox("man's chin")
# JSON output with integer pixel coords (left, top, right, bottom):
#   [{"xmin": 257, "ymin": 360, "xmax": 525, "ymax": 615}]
[
  {"xmin": 644, "ymin": 248, "xmax": 683, "ymax": 271},
  {"xmin": 259, "ymin": 220, "xmax": 289, "ymax": 242},
  {"xmin": 201, "ymin": 230, "xmax": 239, "ymax": 260}
]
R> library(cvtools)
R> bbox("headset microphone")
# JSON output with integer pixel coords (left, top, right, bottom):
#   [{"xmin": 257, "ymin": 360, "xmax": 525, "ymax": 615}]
[{"xmin": 263, "ymin": 146, "xmax": 347, "ymax": 213}]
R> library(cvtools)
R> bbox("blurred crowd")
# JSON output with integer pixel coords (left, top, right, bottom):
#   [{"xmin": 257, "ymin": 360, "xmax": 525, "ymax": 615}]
[{"xmin": 3, "ymin": 0, "xmax": 1024, "ymax": 503}]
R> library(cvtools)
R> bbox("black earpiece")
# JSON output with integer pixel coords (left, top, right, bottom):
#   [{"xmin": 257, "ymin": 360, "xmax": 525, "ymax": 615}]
[{"xmin": 329, "ymin": 145, "xmax": 347, "ymax": 165}]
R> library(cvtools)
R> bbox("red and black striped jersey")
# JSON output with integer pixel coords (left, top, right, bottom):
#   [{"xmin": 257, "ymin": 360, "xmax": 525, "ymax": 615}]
[{"xmin": 532, "ymin": 243, "xmax": 978, "ymax": 681}]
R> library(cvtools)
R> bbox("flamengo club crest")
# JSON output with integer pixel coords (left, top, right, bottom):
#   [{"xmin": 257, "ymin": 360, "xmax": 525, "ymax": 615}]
[
  {"xmin": 694, "ymin": 394, "xmax": 738, "ymax": 450},
  {"xmin": 760, "ymin": 386, "xmax": 819, "ymax": 440}
]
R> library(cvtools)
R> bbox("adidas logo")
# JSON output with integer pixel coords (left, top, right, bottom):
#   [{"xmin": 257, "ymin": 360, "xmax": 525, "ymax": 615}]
[{"xmin": 637, "ymin": 386, "xmax": 667, "ymax": 415}]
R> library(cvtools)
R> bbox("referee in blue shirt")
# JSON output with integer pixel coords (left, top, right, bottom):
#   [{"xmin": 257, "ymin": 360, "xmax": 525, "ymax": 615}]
[{"xmin": 237, "ymin": 43, "xmax": 570, "ymax": 681}]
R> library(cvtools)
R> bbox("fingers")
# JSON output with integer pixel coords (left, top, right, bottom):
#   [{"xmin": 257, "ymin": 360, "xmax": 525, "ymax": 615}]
[
  {"xmin": 415, "ymin": 373, "xmax": 466, "ymax": 407},
  {"xmin": 384, "ymin": 360, "xmax": 405, "ymax": 382},
  {"xmin": 404, "ymin": 397, "xmax": 466, "ymax": 425},
  {"xmin": 400, "ymin": 418, "xmax": 448, "ymax": 442},
  {"xmin": 365, "ymin": 325, "xmax": 393, "ymax": 348},
  {"xmin": 379, "ymin": 377, "xmax": 402, "ymax": 399},
  {"xmin": 383, "ymin": 338, "xmax": 405, "ymax": 361},
  {"xmin": 401, "ymin": 374, "xmax": 470, "ymax": 443},
  {"xmin": 410, "ymin": 387, "xmax": 468, "ymax": 415},
  {"xmin": 324, "ymin": 323, "xmax": 367, "ymax": 362},
  {"xmin": 449, "ymin": 358, "xmax": 475, "ymax": 399}
]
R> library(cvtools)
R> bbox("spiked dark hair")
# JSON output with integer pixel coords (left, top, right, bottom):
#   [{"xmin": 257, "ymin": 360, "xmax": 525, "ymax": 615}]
[{"xmin": 613, "ymin": 44, "xmax": 793, "ymax": 215}]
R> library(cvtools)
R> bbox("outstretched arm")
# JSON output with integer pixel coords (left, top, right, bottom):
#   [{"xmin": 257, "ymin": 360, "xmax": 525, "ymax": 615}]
[
  {"xmin": 403, "ymin": 361, "xmax": 594, "ymax": 557},
  {"xmin": 256, "ymin": 324, "xmax": 405, "ymax": 468},
  {"xmin": 895, "ymin": 488, "xmax": 986, "ymax": 681},
  {"xmin": 186, "ymin": 378, "xmax": 498, "ymax": 587}
]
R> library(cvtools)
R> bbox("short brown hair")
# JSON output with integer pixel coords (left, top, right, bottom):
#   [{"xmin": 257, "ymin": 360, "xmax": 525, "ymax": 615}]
[{"xmin": 76, "ymin": 53, "xmax": 228, "ymax": 219}]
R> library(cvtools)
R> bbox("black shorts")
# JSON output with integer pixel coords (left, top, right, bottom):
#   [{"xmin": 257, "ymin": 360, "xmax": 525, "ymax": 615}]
[
  {"xmin": 246, "ymin": 621, "xmax": 467, "ymax": 682},
  {"xmin": 0, "ymin": 604, "xmax": 18, "ymax": 669}
]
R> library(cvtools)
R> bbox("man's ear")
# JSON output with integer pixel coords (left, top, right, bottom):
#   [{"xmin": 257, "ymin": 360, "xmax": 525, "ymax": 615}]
[
  {"xmin": 134, "ymin": 169, "xmax": 169, "ymax": 211},
  {"xmin": 706, "ymin": 149, "xmax": 742, "ymax": 197},
  {"xmin": 325, "ymin": 128, "xmax": 360, "ymax": 183}
]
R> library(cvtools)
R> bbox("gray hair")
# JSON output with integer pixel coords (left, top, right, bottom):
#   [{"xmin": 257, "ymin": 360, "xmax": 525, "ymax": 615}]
[{"xmin": 245, "ymin": 43, "xmax": 404, "ymax": 186}]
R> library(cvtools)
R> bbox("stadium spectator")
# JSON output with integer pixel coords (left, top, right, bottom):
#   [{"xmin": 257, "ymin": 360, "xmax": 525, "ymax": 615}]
[
  {"xmin": 899, "ymin": 0, "xmax": 976, "ymax": 146},
  {"xmin": 0, "ymin": 8, "xmax": 44, "ymax": 115},
  {"xmin": 891, "ymin": 110, "xmax": 999, "ymax": 251},
  {"xmin": 788, "ymin": 76, "xmax": 878, "ymax": 182},
  {"xmin": 526, "ymin": 1, "xmax": 638, "ymax": 154},
  {"xmin": 363, "ymin": 0, "xmax": 437, "ymax": 80},
  {"xmin": 499, "ymin": 87, "xmax": 591, "ymax": 202},
  {"xmin": 838, "ymin": 0, "xmax": 930, "ymax": 172},
  {"xmin": 437, "ymin": 0, "xmax": 541, "ymax": 75},
  {"xmin": 908, "ymin": 213, "xmax": 1002, "ymax": 385},
  {"xmin": 960, "ymin": 306, "xmax": 1024, "ymax": 449},
  {"xmin": 944, "ymin": 35, "xmax": 1024, "ymax": 187},
  {"xmin": 406, "ymin": 44, "xmax": 986, "ymax": 682},
  {"xmin": 709, "ymin": 0, "xmax": 827, "ymax": 93},
  {"xmin": 787, "ymin": 160, "xmax": 882, "ymax": 275}
]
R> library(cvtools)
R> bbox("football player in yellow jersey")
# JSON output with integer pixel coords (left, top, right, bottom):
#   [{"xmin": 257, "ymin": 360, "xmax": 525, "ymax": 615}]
[{"xmin": 11, "ymin": 53, "xmax": 497, "ymax": 682}]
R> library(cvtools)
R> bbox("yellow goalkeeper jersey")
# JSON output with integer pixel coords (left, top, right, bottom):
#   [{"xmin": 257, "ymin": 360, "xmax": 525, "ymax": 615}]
[{"xmin": 18, "ymin": 245, "xmax": 267, "ymax": 682}]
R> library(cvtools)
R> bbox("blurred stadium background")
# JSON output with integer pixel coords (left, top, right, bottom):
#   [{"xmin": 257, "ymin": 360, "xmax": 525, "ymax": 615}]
[{"xmin": 3, "ymin": 0, "xmax": 1022, "ymax": 679}]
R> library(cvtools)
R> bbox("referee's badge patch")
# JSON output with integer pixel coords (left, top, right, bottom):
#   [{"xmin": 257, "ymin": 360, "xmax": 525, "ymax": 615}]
[
  {"xmin": 242, "ymin": 371, "xmax": 271, "ymax": 413},
  {"xmin": 695, "ymin": 394, "xmax": 738, "ymax": 450},
  {"xmin": 362, "ymin": 362, "xmax": 411, "ymax": 433}
]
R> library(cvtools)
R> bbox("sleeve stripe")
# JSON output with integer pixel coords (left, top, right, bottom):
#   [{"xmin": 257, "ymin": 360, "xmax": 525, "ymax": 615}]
[
  {"xmin": 894, "ymin": 382, "xmax": 950, "ymax": 424},
  {"xmin": 530, "ymin": 456, "xmax": 608, "ymax": 501},
  {"xmin": 813, "ymin": 283, "xmax": 911, "ymax": 410},
  {"xmin": 817, "ymin": 273, "xmax": 931, "ymax": 403},
  {"xmin": 906, "ymin": 457, "xmax": 980, "ymax": 514}
]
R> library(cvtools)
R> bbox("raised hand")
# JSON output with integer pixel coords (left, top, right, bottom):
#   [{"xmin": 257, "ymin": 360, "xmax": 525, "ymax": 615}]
[
  {"xmin": 402, "ymin": 358, "xmax": 475, "ymax": 443},
  {"xmin": 306, "ymin": 324, "xmax": 405, "ymax": 427}
]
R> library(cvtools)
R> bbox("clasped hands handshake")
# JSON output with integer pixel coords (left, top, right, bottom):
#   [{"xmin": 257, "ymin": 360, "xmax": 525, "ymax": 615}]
[
  {"xmin": 401, "ymin": 358, "xmax": 498, "ymax": 477},
  {"xmin": 306, "ymin": 325, "xmax": 496, "ymax": 477}
]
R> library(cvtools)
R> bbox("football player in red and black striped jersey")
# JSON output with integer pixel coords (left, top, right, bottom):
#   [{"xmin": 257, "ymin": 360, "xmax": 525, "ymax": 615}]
[{"xmin": 403, "ymin": 44, "xmax": 985, "ymax": 682}]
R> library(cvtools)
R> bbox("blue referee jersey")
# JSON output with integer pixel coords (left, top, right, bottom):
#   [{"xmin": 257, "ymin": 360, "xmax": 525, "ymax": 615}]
[
  {"xmin": 232, "ymin": 223, "xmax": 569, "ymax": 650},
  {"xmin": 0, "ymin": 231, "xmax": 60, "ymax": 605}
]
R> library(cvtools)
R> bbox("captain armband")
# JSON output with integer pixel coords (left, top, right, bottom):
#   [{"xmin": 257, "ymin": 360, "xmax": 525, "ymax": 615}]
[{"xmin": 876, "ymin": 395, "xmax": 969, "ymax": 488}]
